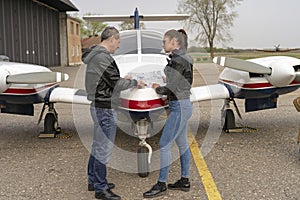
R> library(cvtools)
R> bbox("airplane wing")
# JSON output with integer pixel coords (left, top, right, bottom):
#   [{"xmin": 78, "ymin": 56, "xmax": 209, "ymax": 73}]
[
  {"xmin": 255, "ymin": 49, "xmax": 275, "ymax": 52},
  {"xmin": 83, "ymin": 14, "xmax": 190, "ymax": 22},
  {"xmin": 255, "ymin": 48, "xmax": 300, "ymax": 52},
  {"xmin": 190, "ymin": 84, "xmax": 230, "ymax": 102},
  {"xmin": 49, "ymin": 84, "xmax": 230, "ymax": 106},
  {"xmin": 48, "ymin": 87, "xmax": 91, "ymax": 105}
]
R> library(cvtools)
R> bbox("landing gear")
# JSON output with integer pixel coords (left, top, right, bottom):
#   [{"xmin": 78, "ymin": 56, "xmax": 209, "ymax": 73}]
[
  {"xmin": 222, "ymin": 98, "xmax": 258, "ymax": 133},
  {"xmin": 222, "ymin": 98, "xmax": 241, "ymax": 132},
  {"xmin": 135, "ymin": 119, "xmax": 152, "ymax": 178},
  {"xmin": 38, "ymin": 103, "xmax": 60, "ymax": 138},
  {"xmin": 223, "ymin": 109, "xmax": 235, "ymax": 131},
  {"xmin": 137, "ymin": 146, "xmax": 149, "ymax": 178},
  {"xmin": 298, "ymin": 130, "xmax": 300, "ymax": 154},
  {"xmin": 44, "ymin": 112, "xmax": 56, "ymax": 134},
  {"xmin": 293, "ymin": 97, "xmax": 300, "ymax": 154}
]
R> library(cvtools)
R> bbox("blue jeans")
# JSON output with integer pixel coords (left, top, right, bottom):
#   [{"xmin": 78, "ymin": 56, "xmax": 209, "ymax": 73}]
[
  {"xmin": 88, "ymin": 105, "xmax": 117, "ymax": 192},
  {"xmin": 158, "ymin": 99, "xmax": 193, "ymax": 182}
]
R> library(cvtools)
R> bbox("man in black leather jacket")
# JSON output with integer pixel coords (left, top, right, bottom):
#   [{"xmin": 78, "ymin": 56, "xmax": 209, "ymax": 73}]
[{"xmin": 83, "ymin": 26, "xmax": 142, "ymax": 200}]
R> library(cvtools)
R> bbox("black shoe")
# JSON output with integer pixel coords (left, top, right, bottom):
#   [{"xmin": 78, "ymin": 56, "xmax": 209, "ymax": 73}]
[
  {"xmin": 167, "ymin": 177, "xmax": 190, "ymax": 192},
  {"xmin": 143, "ymin": 181, "xmax": 167, "ymax": 198},
  {"xmin": 88, "ymin": 183, "xmax": 115, "ymax": 191},
  {"xmin": 95, "ymin": 189, "xmax": 121, "ymax": 200}
]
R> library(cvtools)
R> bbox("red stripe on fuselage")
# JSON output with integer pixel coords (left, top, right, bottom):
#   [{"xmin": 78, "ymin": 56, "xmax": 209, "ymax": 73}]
[
  {"xmin": 3, "ymin": 83, "xmax": 58, "ymax": 95},
  {"xmin": 120, "ymin": 98, "xmax": 168, "ymax": 110},
  {"xmin": 220, "ymin": 79, "xmax": 300, "ymax": 89}
]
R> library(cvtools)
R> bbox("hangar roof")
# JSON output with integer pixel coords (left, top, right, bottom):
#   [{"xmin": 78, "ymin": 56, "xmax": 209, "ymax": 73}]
[{"xmin": 36, "ymin": 0, "xmax": 79, "ymax": 11}]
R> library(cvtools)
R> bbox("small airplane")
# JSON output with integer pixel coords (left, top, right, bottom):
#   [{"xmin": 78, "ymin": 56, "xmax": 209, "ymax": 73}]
[
  {"xmin": 63, "ymin": 8, "xmax": 300, "ymax": 173},
  {"xmin": 255, "ymin": 44, "xmax": 300, "ymax": 52},
  {"xmin": 0, "ymin": 61, "xmax": 70, "ymax": 133},
  {"xmin": 212, "ymin": 56, "xmax": 300, "ymax": 129},
  {"xmin": 1, "ymin": 8, "xmax": 300, "ymax": 177}
]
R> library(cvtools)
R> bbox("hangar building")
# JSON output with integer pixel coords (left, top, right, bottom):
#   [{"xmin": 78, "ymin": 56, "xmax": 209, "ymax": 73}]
[{"xmin": 0, "ymin": 0, "xmax": 79, "ymax": 67}]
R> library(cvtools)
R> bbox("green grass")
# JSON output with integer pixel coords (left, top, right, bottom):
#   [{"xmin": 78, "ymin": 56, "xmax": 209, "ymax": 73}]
[{"xmin": 190, "ymin": 51, "xmax": 300, "ymax": 63}]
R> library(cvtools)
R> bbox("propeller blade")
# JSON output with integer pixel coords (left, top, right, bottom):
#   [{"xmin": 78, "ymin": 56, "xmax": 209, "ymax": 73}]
[
  {"xmin": 213, "ymin": 57, "xmax": 272, "ymax": 75},
  {"xmin": 6, "ymin": 72, "xmax": 69, "ymax": 84}
]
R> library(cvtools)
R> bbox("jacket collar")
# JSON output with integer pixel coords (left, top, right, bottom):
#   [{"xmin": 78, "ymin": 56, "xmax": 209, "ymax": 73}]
[{"xmin": 171, "ymin": 48, "xmax": 186, "ymax": 56}]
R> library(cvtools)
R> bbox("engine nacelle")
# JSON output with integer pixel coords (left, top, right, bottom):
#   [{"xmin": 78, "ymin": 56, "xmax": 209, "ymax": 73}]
[
  {"xmin": 267, "ymin": 61, "xmax": 296, "ymax": 87},
  {"xmin": 0, "ymin": 68, "xmax": 10, "ymax": 93}
]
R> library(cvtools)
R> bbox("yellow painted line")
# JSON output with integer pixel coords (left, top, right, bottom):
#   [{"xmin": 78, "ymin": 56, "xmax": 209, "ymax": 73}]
[{"xmin": 188, "ymin": 131, "xmax": 222, "ymax": 200}]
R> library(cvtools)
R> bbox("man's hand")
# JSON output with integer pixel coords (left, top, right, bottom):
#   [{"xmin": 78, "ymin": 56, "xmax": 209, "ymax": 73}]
[
  {"xmin": 124, "ymin": 75, "xmax": 133, "ymax": 79},
  {"xmin": 152, "ymin": 83, "xmax": 160, "ymax": 89},
  {"xmin": 137, "ymin": 80, "xmax": 146, "ymax": 89}
]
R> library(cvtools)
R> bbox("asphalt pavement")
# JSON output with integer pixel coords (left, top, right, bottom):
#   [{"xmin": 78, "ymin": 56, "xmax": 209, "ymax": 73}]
[{"xmin": 0, "ymin": 63, "xmax": 299, "ymax": 200}]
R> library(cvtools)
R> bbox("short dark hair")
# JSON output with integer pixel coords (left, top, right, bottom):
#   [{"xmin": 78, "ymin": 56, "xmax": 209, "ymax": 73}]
[{"xmin": 101, "ymin": 26, "xmax": 120, "ymax": 42}]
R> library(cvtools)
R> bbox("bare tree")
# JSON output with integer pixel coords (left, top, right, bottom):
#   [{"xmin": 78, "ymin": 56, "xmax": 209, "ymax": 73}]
[
  {"xmin": 81, "ymin": 13, "xmax": 107, "ymax": 37},
  {"xmin": 119, "ymin": 21, "xmax": 145, "ymax": 31},
  {"xmin": 178, "ymin": 0, "xmax": 242, "ymax": 58}
]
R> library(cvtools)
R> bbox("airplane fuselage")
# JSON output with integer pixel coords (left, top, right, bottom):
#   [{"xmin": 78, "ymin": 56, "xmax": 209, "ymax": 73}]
[{"xmin": 219, "ymin": 67, "xmax": 300, "ymax": 99}]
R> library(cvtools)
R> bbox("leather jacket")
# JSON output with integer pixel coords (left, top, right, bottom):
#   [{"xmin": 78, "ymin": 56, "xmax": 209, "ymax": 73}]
[
  {"xmin": 156, "ymin": 48, "xmax": 193, "ymax": 100},
  {"xmin": 83, "ymin": 45, "xmax": 137, "ymax": 108}
]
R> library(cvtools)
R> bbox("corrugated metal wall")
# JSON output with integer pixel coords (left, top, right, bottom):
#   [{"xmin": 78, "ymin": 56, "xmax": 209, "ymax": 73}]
[{"xmin": 0, "ymin": 0, "xmax": 61, "ymax": 67}]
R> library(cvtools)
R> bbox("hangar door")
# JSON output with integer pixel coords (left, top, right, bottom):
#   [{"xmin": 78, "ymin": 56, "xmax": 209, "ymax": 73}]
[{"xmin": 0, "ymin": 0, "xmax": 61, "ymax": 67}]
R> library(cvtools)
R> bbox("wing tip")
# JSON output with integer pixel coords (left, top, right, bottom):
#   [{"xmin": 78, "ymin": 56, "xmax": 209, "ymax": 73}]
[{"xmin": 213, "ymin": 56, "xmax": 226, "ymax": 66}]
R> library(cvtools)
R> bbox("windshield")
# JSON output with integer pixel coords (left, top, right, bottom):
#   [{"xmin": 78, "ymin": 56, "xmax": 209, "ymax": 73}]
[
  {"xmin": 113, "ymin": 30, "xmax": 165, "ymax": 56},
  {"xmin": 141, "ymin": 31, "xmax": 164, "ymax": 54},
  {"xmin": 114, "ymin": 31, "xmax": 138, "ymax": 55}
]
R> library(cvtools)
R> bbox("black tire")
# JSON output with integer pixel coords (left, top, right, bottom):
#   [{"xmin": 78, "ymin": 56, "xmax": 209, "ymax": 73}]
[
  {"xmin": 44, "ymin": 113, "xmax": 56, "ymax": 134},
  {"xmin": 223, "ymin": 109, "xmax": 235, "ymax": 131},
  {"xmin": 137, "ymin": 147, "xmax": 149, "ymax": 178}
]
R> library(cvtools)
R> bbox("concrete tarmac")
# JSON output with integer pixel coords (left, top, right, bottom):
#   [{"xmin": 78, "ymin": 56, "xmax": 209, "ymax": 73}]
[{"xmin": 0, "ymin": 63, "xmax": 299, "ymax": 200}]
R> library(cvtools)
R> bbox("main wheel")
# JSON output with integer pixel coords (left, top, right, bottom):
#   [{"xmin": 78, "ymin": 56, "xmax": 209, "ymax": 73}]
[
  {"xmin": 223, "ymin": 109, "xmax": 235, "ymax": 131},
  {"xmin": 44, "ymin": 113, "xmax": 56, "ymax": 134},
  {"xmin": 137, "ymin": 146, "xmax": 149, "ymax": 178}
]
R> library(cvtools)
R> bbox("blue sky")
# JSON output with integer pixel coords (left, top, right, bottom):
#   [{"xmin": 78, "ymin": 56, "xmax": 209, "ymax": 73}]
[{"xmin": 69, "ymin": 0, "xmax": 300, "ymax": 49}]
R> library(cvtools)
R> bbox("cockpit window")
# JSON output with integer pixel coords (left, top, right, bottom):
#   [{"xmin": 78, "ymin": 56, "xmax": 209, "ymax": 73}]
[
  {"xmin": 114, "ymin": 31, "xmax": 137, "ymax": 55},
  {"xmin": 141, "ymin": 31, "xmax": 164, "ymax": 54},
  {"xmin": 113, "ymin": 30, "xmax": 165, "ymax": 55}
]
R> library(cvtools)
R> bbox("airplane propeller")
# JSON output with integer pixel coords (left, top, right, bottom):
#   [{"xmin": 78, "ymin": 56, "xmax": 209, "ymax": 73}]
[
  {"xmin": 213, "ymin": 56, "xmax": 272, "ymax": 74},
  {"xmin": 6, "ymin": 72, "xmax": 69, "ymax": 84}
]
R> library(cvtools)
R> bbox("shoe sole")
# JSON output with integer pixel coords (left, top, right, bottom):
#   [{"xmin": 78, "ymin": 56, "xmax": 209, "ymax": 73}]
[
  {"xmin": 88, "ymin": 183, "xmax": 115, "ymax": 191},
  {"xmin": 168, "ymin": 187, "xmax": 190, "ymax": 192},
  {"xmin": 143, "ymin": 191, "xmax": 167, "ymax": 198}
]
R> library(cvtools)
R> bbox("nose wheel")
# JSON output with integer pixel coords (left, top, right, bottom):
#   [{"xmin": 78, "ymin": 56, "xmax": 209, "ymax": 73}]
[{"xmin": 137, "ymin": 145, "xmax": 150, "ymax": 178}]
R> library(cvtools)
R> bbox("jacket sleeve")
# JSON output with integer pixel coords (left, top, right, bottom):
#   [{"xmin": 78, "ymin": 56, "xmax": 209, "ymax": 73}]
[
  {"xmin": 116, "ymin": 77, "xmax": 137, "ymax": 91},
  {"xmin": 97, "ymin": 55, "xmax": 137, "ymax": 91}
]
